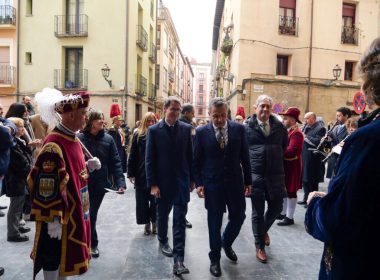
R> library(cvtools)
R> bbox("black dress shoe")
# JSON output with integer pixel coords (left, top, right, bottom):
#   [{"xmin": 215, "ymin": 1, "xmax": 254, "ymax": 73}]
[
  {"xmin": 185, "ymin": 219, "xmax": 192, "ymax": 228},
  {"xmin": 276, "ymin": 214, "xmax": 286, "ymax": 220},
  {"xmin": 297, "ymin": 200, "xmax": 307, "ymax": 205},
  {"xmin": 173, "ymin": 262, "xmax": 189, "ymax": 275},
  {"xmin": 222, "ymin": 245, "xmax": 237, "ymax": 262},
  {"xmin": 277, "ymin": 217, "xmax": 294, "ymax": 226},
  {"xmin": 159, "ymin": 242, "xmax": 173, "ymax": 257},
  {"xmin": 0, "ymin": 205, "xmax": 7, "ymax": 210},
  {"xmin": 0, "ymin": 266, "xmax": 4, "ymax": 276},
  {"xmin": 91, "ymin": 247, "xmax": 99, "ymax": 258},
  {"xmin": 7, "ymin": 234, "xmax": 29, "ymax": 242},
  {"xmin": 210, "ymin": 261, "xmax": 221, "ymax": 277},
  {"xmin": 18, "ymin": 226, "xmax": 31, "ymax": 234}
]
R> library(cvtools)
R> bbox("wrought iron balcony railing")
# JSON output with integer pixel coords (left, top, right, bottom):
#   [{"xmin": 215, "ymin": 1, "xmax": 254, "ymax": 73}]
[
  {"xmin": 149, "ymin": 43, "xmax": 157, "ymax": 63},
  {"xmin": 149, "ymin": 83, "xmax": 156, "ymax": 101},
  {"xmin": 168, "ymin": 70, "xmax": 174, "ymax": 82},
  {"xmin": 54, "ymin": 15, "xmax": 88, "ymax": 37},
  {"xmin": 0, "ymin": 65, "xmax": 16, "ymax": 85},
  {"xmin": 278, "ymin": 15, "xmax": 298, "ymax": 36},
  {"xmin": 54, "ymin": 69, "xmax": 88, "ymax": 90},
  {"xmin": 136, "ymin": 74, "xmax": 147, "ymax": 96},
  {"xmin": 137, "ymin": 25, "xmax": 148, "ymax": 51},
  {"xmin": 341, "ymin": 25, "xmax": 359, "ymax": 45},
  {"xmin": 0, "ymin": 5, "xmax": 16, "ymax": 26}
]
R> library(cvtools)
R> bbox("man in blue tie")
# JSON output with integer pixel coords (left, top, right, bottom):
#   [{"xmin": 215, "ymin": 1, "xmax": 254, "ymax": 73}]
[
  {"xmin": 193, "ymin": 97, "xmax": 252, "ymax": 277},
  {"xmin": 145, "ymin": 96, "xmax": 194, "ymax": 276}
]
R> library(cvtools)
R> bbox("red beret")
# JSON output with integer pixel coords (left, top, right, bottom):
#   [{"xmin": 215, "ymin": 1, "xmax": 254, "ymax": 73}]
[{"xmin": 54, "ymin": 91, "xmax": 90, "ymax": 114}]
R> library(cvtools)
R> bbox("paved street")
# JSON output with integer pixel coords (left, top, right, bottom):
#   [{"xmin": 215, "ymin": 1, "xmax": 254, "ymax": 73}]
[{"xmin": 0, "ymin": 179, "xmax": 328, "ymax": 280}]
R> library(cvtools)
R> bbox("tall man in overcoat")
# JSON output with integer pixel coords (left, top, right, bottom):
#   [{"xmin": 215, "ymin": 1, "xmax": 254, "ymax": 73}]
[
  {"xmin": 298, "ymin": 112, "xmax": 326, "ymax": 205},
  {"xmin": 193, "ymin": 98, "xmax": 252, "ymax": 277},
  {"xmin": 145, "ymin": 96, "xmax": 194, "ymax": 276}
]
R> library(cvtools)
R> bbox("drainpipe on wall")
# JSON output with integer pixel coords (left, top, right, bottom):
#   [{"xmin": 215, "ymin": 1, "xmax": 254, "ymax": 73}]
[
  {"xmin": 124, "ymin": 0, "xmax": 129, "ymax": 121},
  {"xmin": 306, "ymin": 0, "xmax": 314, "ymax": 113},
  {"xmin": 16, "ymin": 0, "xmax": 20, "ymax": 102}
]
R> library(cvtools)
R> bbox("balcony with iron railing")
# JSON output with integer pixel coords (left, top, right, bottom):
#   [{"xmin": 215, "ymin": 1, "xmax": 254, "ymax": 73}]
[
  {"xmin": 54, "ymin": 69, "xmax": 88, "ymax": 90},
  {"xmin": 278, "ymin": 15, "xmax": 298, "ymax": 36},
  {"xmin": 54, "ymin": 15, "xmax": 88, "ymax": 37},
  {"xmin": 137, "ymin": 25, "xmax": 148, "ymax": 51},
  {"xmin": 0, "ymin": 5, "xmax": 16, "ymax": 27},
  {"xmin": 168, "ymin": 70, "xmax": 174, "ymax": 82},
  {"xmin": 149, "ymin": 43, "xmax": 157, "ymax": 63},
  {"xmin": 149, "ymin": 83, "xmax": 156, "ymax": 101},
  {"xmin": 0, "ymin": 65, "xmax": 16, "ymax": 86},
  {"xmin": 169, "ymin": 43, "xmax": 174, "ymax": 57},
  {"xmin": 136, "ymin": 74, "xmax": 147, "ymax": 96},
  {"xmin": 341, "ymin": 25, "xmax": 359, "ymax": 45}
]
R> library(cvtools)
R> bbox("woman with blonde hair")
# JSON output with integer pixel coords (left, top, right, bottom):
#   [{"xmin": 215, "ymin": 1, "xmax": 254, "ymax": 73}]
[{"xmin": 127, "ymin": 112, "xmax": 157, "ymax": 235}]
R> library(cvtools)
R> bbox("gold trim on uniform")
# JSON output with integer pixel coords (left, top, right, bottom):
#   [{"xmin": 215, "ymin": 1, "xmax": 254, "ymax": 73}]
[{"xmin": 79, "ymin": 169, "xmax": 89, "ymax": 180}]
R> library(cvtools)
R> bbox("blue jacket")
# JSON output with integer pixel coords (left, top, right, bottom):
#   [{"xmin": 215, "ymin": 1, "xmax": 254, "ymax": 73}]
[
  {"xmin": 305, "ymin": 114, "xmax": 380, "ymax": 279},
  {"xmin": 145, "ymin": 120, "xmax": 193, "ymax": 204},
  {"xmin": 0, "ymin": 118, "xmax": 16, "ymax": 176},
  {"xmin": 78, "ymin": 130, "xmax": 126, "ymax": 195},
  {"xmin": 193, "ymin": 121, "xmax": 252, "ymax": 211}
]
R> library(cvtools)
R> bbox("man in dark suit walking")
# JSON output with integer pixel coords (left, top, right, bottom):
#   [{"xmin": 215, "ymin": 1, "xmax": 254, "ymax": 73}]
[
  {"xmin": 193, "ymin": 97, "xmax": 252, "ymax": 277},
  {"xmin": 145, "ymin": 96, "xmax": 194, "ymax": 276}
]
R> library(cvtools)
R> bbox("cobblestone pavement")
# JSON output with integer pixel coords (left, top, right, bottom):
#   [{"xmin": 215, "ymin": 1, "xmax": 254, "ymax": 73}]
[{"xmin": 0, "ymin": 178, "xmax": 329, "ymax": 280}]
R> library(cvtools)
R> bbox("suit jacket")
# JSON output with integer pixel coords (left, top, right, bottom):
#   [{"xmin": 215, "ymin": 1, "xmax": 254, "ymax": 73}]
[
  {"xmin": 145, "ymin": 120, "xmax": 193, "ymax": 204},
  {"xmin": 302, "ymin": 122, "xmax": 326, "ymax": 183},
  {"xmin": 284, "ymin": 127, "xmax": 304, "ymax": 194},
  {"xmin": 193, "ymin": 121, "xmax": 251, "ymax": 211},
  {"xmin": 326, "ymin": 125, "xmax": 348, "ymax": 178}
]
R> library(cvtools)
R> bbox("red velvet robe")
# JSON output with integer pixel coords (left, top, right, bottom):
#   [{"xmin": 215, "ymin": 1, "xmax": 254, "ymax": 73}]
[
  {"xmin": 27, "ymin": 128, "xmax": 91, "ymax": 278},
  {"xmin": 284, "ymin": 127, "xmax": 304, "ymax": 195}
]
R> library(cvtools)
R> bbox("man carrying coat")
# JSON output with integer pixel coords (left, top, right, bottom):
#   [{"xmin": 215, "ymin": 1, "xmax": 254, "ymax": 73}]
[
  {"xmin": 145, "ymin": 96, "xmax": 194, "ymax": 276},
  {"xmin": 193, "ymin": 98, "xmax": 251, "ymax": 277}
]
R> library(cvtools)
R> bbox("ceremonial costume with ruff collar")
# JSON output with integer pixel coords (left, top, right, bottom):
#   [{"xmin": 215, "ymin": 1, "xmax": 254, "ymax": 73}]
[{"xmin": 28, "ymin": 124, "xmax": 91, "ymax": 278}]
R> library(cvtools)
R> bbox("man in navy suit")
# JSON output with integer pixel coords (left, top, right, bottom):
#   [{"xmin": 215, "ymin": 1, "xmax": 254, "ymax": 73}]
[
  {"xmin": 145, "ymin": 96, "xmax": 194, "ymax": 276},
  {"xmin": 193, "ymin": 97, "xmax": 252, "ymax": 277}
]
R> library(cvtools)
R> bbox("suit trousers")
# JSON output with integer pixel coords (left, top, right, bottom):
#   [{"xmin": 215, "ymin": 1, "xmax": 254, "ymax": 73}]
[
  {"xmin": 89, "ymin": 192, "xmax": 105, "ymax": 248},
  {"xmin": 207, "ymin": 205, "xmax": 246, "ymax": 262},
  {"xmin": 302, "ymin": 181, "xmax": 319, "ymax": 202},
  {"xmin": 251, "ymin": 188, "xmax": 283, "ymax": 249},
  {"xmin": 157, "ymin": 199, "xmax": 187, "ymax": 263},
  {"xmin": 7, "ymin": 195, "xmax": 25, "ymax": 237}
]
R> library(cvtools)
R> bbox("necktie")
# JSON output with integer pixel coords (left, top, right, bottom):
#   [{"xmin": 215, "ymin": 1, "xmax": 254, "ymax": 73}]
[
  {"xmin": 217, "ymin": 128, "xmax": 225, "ymax": 149},
  {"xmin": 261, "ymin": 122, "xmax": 269, "ymax": 137}
]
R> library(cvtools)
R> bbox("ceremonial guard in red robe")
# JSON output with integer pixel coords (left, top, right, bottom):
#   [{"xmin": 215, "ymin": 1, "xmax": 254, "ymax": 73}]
[{"xmin": 27, "ymin": 89, "xmax": 101, "ymax": 280}]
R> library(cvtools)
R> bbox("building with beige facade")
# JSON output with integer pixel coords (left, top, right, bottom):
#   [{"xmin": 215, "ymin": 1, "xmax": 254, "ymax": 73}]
[
  {"xmin": 0, "ymin": 0, "xmax": 17, "ymax": 111},
  {"xmin": 17, "ymin": 0, "xmax": 157, "ymax": 127},
  {"xmin": 155, "ymin": 1, "xmax": 193, "ymax": 117},
  {"xmin": 212, "ymin": 0, "xmax": 380, "ymax": 123},
  {"xmin": 190, "ymin": 60, "xmax": 211, "ymax": 121}
]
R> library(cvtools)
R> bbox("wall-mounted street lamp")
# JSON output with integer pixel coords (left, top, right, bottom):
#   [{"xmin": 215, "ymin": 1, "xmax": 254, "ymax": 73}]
[
  {"xmin": 332, "ymin": 64, "xmax": 342, "ymax": 80},
  {"xmin": 101, "ymin": 64, "xmax": 112, "ymax": 88}
]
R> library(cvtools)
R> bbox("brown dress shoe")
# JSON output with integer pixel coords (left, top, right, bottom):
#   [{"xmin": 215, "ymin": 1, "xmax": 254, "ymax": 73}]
[
  {"xmin": 264, "ymin": 232, "xmax": 270, "ymax": 246},
  {"xmin": 256, "ymin": 249, "xmax": 267, "ymax": 263}
]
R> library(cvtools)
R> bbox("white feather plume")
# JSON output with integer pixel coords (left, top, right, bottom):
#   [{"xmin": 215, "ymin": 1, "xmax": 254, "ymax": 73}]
[{"xmin": 34, "ymin": 88, "xmax": 63, "ymax": 129}]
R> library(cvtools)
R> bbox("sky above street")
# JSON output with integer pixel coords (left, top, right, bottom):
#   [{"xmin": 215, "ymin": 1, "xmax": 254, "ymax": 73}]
[{"xmin": 162, "ymin": 0, "xmax": 216, "ymax": 63}]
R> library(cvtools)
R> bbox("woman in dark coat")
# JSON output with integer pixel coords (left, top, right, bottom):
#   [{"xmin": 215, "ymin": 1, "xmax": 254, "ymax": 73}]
[
  {"xmin": 5, "ymin": 117, "xmax": 32, "ymax": 242},
  {"xmin": 127, "ymin": 112, "xmax": 157, "ymax": 235},
  {"xmin": 77, "ymin": 110, "xmax": 126, "ymax": 258},
  {"xmin": 305, "ymin": 37, "xmax": 380, "ymax": 280}
]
